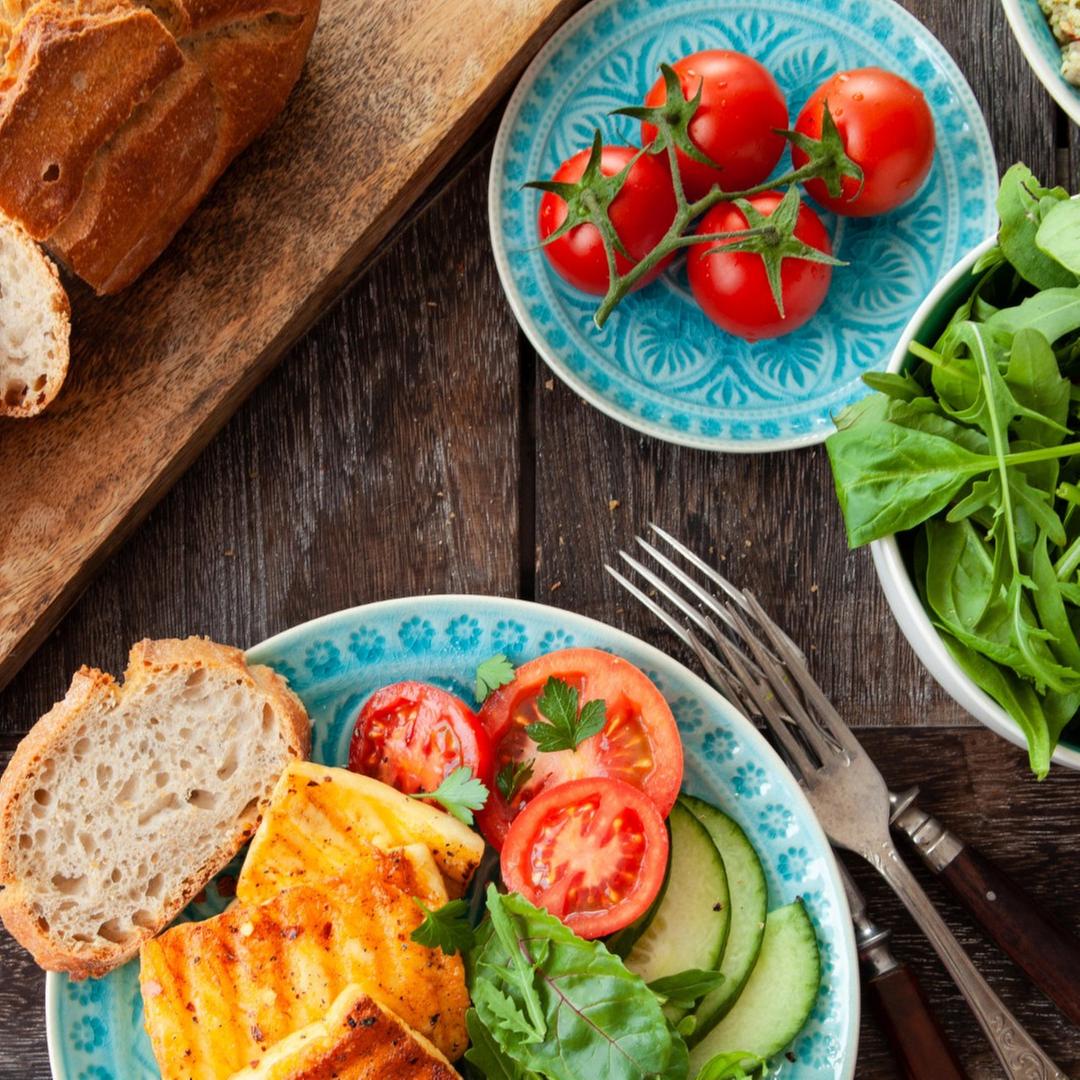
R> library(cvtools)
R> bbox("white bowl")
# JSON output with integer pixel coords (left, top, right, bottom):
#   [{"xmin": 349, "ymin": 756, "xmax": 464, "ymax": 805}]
[
  {"xmin": 1001, "ymin": 0, "xmax": 1080, "ymax": 128},
  {"xmin": 868, "ymin": 234, "xmax": 1080, "ymax": 771}
]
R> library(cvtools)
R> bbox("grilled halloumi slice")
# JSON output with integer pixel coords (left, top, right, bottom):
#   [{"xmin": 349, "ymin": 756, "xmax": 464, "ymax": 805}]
[
  {"xmin": 227, "ymin": 983, "xmax": 461, "ymax": 1080},
  {"xmin": 237, "ymin": 761, "xmax": 485, "ymax": 900},
  {"xmin": 141, "ymin": 848, "xmax": 469, "ymax": 1080}
]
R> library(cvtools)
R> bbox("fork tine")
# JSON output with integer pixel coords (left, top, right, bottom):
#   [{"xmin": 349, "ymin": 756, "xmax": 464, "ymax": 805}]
[
  {"xmin": 647, "ymin": 523, "xmax": 753, "ymax": 613},
  {"xmin": 605, "ymin": 563, "xmax": 745, "ymax": 704},
  {"xmin": 604, "ymin": 563, "xmax": 693, "ymax": 649},
  {"xmin": 740, "ymin": 591, "xmax": 861, "ymax": 756},
  {"xmin": 616, "ymin": 550, "xmax": 717, "ymax": 639},
  {"xmin": 681, "ymin": 629, "xmax": 746, "ymax": 709},
  {"xmin": 707, "ymin": 621, "xmax": 818, "ymax": 784},
  {"xmin": 633, "ymin": 536, "xmax": 743, "ymax": 634},
  {"xmin": 720, "ymin": 601, "xmax": 842, "ymax": 765}
]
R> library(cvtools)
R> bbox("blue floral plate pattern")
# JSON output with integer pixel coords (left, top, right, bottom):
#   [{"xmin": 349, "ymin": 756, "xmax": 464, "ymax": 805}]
[
  {"xmin": 46, "ymin": 597, "xmax": 859, "ymax": 1078},
  {"xmin": 489, "ymin": 0, "xmax": 997, "ymax": 451}
]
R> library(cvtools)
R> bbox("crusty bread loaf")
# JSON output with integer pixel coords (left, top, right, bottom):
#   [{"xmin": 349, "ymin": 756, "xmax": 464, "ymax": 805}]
[
  {"xmin": 0, "ymin": 213, "xmax": 69, "ymax": 416},
  {"xmin": 0, "ymin": 637, "xmax": 310, "ymax": 978},
  {"xmin": 0, "ymin": 0, "xmax": 320, "ymax": 294}
]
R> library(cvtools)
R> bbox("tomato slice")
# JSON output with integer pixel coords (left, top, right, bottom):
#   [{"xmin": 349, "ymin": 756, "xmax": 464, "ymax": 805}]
[
  {"xmin": 501, "ymin": 777, "xmax": 669, "ymax": 938},
  {"xmin": 476, "ymin": 648, "xmax": 683, "ymax": 849},
  {"xmin": 348, "ymin": 681, "xmax": 493, "ymax": 795}
]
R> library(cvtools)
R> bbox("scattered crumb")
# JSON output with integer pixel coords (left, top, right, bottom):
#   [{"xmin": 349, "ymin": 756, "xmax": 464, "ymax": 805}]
[
  {"xmin": 436, "ymin": 490, "xmax": 445, "ymax": 498},
  {"xmin": 810, "ymin": 583, "xmax": 819, "ymax": 593},
  {"xmin": 559, "ymin": 535, "xmax": 565, "ymax": 546},
  {"xmin": 549, "ymin": 581, "xmax": 562, "ymax": 592},
  {"xmin": 449, "ymin": 511, "xmax": 456, "ymax": 520},
  {"xmin": 608, "ymin": 499, "xmax": 620, "ymax": 511},
  {"xmin": 223, "ymin": 548, "xmax": 235, "ymax": 557},
  {"xmin": 744, "ymin": 539, "xmax": 752, "ymax": 548},
  {"xmin": 719, "ymin": 553, "xmax": 727, "ymax": 561},
  {"xmin": 810, "ymin": 644, "xmax": 817, "ymax": 652},
  {"xmin": 544, "ymin": 379, "xmax": 554, "ymax": 391},
  {"xmin": 426, "ymin": 301, "xmax": 438, "ymax": 308}
]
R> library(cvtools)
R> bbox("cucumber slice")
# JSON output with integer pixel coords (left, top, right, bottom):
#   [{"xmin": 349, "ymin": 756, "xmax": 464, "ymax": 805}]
[
  {"xmin": 682, "ymin": 796, "xmax": 768, "ymax": 1040},
  {"xmin": 688, "ymin": 900, "xmax": 821, "ymax": 1071},
  {"xmin": 625, "ymin": 799, "xmax": 730, "ymax": 985}
]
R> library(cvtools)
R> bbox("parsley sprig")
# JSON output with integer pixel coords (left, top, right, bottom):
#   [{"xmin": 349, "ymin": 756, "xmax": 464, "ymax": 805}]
[
  {"xmin": 407, "ymin": 766, "xmax": 488, "ymax": 825},
  {"xmin": 496, "ymin": 758, "xmax": 535, "ymax": 803},
  {"xmin": 527, "ymin": 62, "xmax": 862, "ymax": 327},
  {"xmin": 475, "ymin": 653, "xmax": 516, "ymax": 704},
  {"xmin": 410, "ymin": 897, "xmax": 476, "ymax": 956},
  {"xmin": 524, "ymin": 677, "xmax": 606, "ymax": 752}
]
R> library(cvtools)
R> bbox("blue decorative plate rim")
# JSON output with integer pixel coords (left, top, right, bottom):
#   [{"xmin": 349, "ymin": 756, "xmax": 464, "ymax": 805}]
[
  {"xmin": 46, "ymin": 595, "xmax": 859, "ymax": 1078},
  {"xmin": 1001, "ymin": 0, "xmax": 1080, "ymax": 126},
  {"xmin": 489, "ymin": 0, "xmax": 998, "ymax": 452}
]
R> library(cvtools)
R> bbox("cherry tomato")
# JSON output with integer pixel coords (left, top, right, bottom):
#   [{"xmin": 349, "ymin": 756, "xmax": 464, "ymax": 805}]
[
  {"xmin": 793, "ymin": 67, "xmax": 935, "ymax": 217},
  {"xmin": 348, "ymin": 681, "xmax": 493, "ymax": 796},
  {"xmin": 500, "ymin": 776, "xmax": 669, "ymax": 938},
  {"xmin": 538, "ymin": 145, "xmax": 676, "ymax": 295},
  {"xmin": 475, "ymin": 648, "xmax": 683, "ymax": 850},
  {"xmin": 642, "ymin": 50, "xmax": 788, "ymax": 202},
  {"xmin": 688, "ymin": 191, "xmax": 833, "ymax": 341}
]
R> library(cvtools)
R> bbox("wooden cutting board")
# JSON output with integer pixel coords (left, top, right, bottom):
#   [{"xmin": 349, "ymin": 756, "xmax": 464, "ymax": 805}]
[{"xmin": 0, "ymin": 0, "xmax": 576, "ymax": 690}]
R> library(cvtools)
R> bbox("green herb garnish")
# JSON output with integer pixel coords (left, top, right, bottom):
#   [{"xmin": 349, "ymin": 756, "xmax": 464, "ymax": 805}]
[
  {"xmin": 524, "ymin": 677, "xmax": 606, "ymax": 752},
  {"xmin": 408, "ymin": 767, "xmax": 489, "ymax": 825},
  {"xmin": 410, "ymin": 898, "xmax": 476, "ymax": 956}
]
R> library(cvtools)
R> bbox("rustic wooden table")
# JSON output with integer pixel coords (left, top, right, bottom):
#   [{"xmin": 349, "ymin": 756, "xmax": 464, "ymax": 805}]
[{"xmin": 1, "ymin": 3, "xmax": 1077, "ymax": 1077}]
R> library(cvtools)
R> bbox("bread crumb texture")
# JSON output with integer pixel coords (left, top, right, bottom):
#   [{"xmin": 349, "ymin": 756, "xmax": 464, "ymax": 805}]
[{"xmin": 0, "ymin": 637, "xmax": 309, "ymax": 976}]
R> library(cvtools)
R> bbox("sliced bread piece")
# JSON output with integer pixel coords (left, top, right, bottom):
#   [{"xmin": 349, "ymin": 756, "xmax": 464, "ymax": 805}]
[
  {"xmin": 0, "ymin": 637, "xmax": 309, "ymax": 978},
  {"xmin": 0, "ymin": 214, "xmax": 70, "ymax": 417},
  {"xmin": 226, "ymin": 983, "xmax": 461, "ymax": 1080}
]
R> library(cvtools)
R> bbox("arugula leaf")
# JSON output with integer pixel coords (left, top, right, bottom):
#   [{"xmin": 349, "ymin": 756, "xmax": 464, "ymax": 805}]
[
  {"xmin": 1036, "ymin": 199, "xmax": 1080, "ymax": 277},
  {"xmin": 470, "ymin": 889, "xmax": 687, "ymax": 1080},
  {"xmin": 408, "ymin": 767, "xmax": 489, "ymax": 825},
  {"xmin": 496, "ymin": 759, "xmax": 534, "ymax": 803},
  {"xmin": 464, "ymin": 1010, "xmax": 538, "ymax": 1080},
  {"xmin": 647, "ymin": 969, "xmax": 726, "ymax": 1010},
  {"xmin": 995, "ymin": 164, "xmax": 1075, "ymax": 289},
  {"xmin": 410, "ymin": 898, "xmax": 476, "ymax": 956},
  {"xmin": 476, "ymin": 653, "xmax": 516, "ymax": 704},
  {"xmin": 525, "ymin": 677, "xmax": 607, "ymax": 752},
  {"xmin": 987, "ymin": 287, "xmax": 1080, "ymax": 342},
  {"xmin": 694, "ymin": 1051, "xmax": 768, "ymax": 1080}
]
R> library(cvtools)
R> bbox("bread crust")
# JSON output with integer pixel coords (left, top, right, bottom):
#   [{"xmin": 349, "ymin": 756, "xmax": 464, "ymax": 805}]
[
  {"xmin": 0, "ymin": 213, "xmax": 70, "ymax": 417},
  {"xmin": 0, "ymin": 636, "xmax": 310, "ymax": 978},
  {"xmin": 0, "ymin": 0, "xmax": 320, "ymax": 293}
]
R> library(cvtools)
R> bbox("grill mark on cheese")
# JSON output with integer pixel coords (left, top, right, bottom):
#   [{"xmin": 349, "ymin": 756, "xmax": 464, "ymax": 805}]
[{"xmin": 141, "ymin": 849, "xmax": 468, "ymax": 1078}]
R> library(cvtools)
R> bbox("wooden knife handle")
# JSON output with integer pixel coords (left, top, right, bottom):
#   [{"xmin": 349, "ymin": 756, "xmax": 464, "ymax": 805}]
[
  {"xmin": 939, "ymin": 845, "xmax": 1080, "ymax": 1028},
  {"xmin": 868, "ymin": 964, "xmax": 968, "ymax": 1080}
]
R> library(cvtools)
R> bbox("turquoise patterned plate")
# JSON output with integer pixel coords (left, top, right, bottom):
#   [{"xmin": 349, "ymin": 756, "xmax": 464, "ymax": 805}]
[
  {"xmin": 490, "ymin": 0, "xmax": 997, "ymax": 451},
  {"xmin": 1002, "ymin": 0, "xmax": 1080, "ymax": 127},
  {"xmin": 46, "ymin": 596, "xmax": 859, "ymax": 1078}
]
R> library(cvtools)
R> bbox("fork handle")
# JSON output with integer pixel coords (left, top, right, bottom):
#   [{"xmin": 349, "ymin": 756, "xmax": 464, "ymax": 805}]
[
  {"xmin": 895, "ymin": 804, "xmax": 1080, "ymax": 1027},
  {"xmin": 870, "ymin": 841, "xmax": 1067, "ymax": 1080}
]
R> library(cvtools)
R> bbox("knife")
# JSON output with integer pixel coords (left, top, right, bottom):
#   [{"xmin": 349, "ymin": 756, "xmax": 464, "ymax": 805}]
[
  {"xmin": 890, "ymin": 786, "xmax": 1080, "ymax": 1028},
  {"xmin": 840, "ymin": 861, "xmax": 969, "ymax": 1080}
]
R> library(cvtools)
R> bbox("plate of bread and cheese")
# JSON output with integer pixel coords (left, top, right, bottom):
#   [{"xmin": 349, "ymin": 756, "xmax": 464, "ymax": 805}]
[{"xmin": 0, "ymin": 598, "xmax": 858, "ymax": 1079}]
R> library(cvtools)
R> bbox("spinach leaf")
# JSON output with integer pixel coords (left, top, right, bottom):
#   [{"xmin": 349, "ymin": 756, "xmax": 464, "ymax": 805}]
[
  {"xmin": 987, "ymin": 287, "xmax": 1080, "ymax": 343},
  {"xmin": 996, "ymin": 164, "xmax": 1074, "ymax": 289},
  {"xmin": 826, "ymin": 417, "xmax": 993, "ymax": 547},
  {"xmin": 1036, "ymin": 199, "xmax": 1080, "ymax": 276},
  {"xmin": 470, "ymin": 889, "xmax": 687, "ymax": 1080}
]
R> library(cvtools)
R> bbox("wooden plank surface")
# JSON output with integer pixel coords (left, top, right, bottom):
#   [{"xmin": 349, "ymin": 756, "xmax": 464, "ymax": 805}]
[
  {"xmin": 3, "ymin": 1, "xmax": 1080, "ymax": 1077},
  {"xmin": 0, "ymin": 0, "xmax": 576, "ymax": 695}
]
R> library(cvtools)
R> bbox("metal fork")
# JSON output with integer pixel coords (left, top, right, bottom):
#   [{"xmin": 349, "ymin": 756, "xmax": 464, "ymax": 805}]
[{"xmin": 608, "ymin": 530, "xmax": 1067, "ymax": 1080}]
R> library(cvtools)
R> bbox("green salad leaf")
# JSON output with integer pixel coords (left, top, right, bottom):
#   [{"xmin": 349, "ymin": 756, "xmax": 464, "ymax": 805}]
[
  {"xmin": 468, "ymin": 887, "xmax": 688, "ymax": 1080},
  {"xmin": 826, "ymin": 164, "xmax": 1080, "ymax": 776},
  {"xmin": 410, "ymin": 897, "xmax": 476, "ymax": 956}
]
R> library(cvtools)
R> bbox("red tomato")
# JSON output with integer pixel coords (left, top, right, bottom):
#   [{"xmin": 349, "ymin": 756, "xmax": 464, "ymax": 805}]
[
  {"xmin": 688, "ymin": 191, "xmax": 833, "ymax": 341},
  {"xmin": 642, "ymin": 50, "xmax": 788, "ymax": 201},
  {"xmin": 793, "ymin": 68, "xmax": 935, "ymax": 217},
  {"xmin": 348, "ymin": 682, "xmax": 493, "ymax": 796},
  {"xmin": 538, "ymin": 146, "xmax": 676, "ymax": 295},
  {"xmin": 475, "ymin": 648, "xmax": 683, "ymax": 850},
  {"xmin": 501, "ymin": 777, "xmax": 669, "ymax": 938}
]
